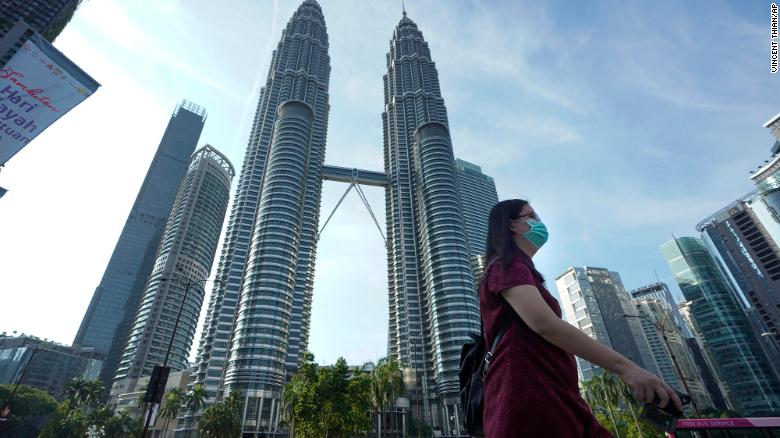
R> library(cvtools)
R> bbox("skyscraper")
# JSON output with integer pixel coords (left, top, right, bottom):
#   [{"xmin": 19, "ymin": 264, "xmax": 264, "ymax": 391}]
[
  {"xmin": 697, "ymin": 195, "xmax": 780, "ymax": 366},
  {"xmin": 382, "ymin": 12, "xmax": 478, "ymax": 434},
  {"xmin": 555, "ymin": 267, "xmax": 658, "ymax": 381},
  {"xmin": 183, "ymin": 3, "xmax": 481, "ymax": 435},
  {"xmin": 0, "ymin": 0, "xmax": 82, "ymax": 42},
  {"xmin": 629, "ymin": 282, "xmax": 692, "ymax": 338},
  {"xmin": 455, "ymin": 158, "xmax": 499, "ymax": 258},
  {"xmin": 110, "ymin": 145, "xmax": 233, "ymax": 402},
  {"xmin": 662, "ymin": 237, "xmax": 780, "ymax": 416},
  {"xmin": 182, "ymin": 2, "xmax": 330, "ymax": 434},
  {"xmin": 74, "ymin": 101, "xmax": 206, "ymax": 393},
  {"xmin": 632, "ymin": 298, "xmax": 713, "ymax": 410}
]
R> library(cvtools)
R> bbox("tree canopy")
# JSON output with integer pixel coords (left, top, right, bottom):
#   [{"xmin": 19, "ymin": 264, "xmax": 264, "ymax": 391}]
[{"xmin": 280, "ymin": 353, "xmax": 373, "ymax": 438}]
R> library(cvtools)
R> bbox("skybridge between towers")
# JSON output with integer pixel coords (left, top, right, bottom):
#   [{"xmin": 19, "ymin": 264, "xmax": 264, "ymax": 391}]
[{"xmin": 318, "ymin": 164, "xmax": 389, "ymax": 246}]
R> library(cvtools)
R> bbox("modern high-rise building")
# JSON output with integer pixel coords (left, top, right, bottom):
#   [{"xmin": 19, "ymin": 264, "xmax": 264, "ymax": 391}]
[
  {"xmin": 182, "ymin": 2, "xmax": 480, "ymax": 436},
  {"xmin": 697, "ymin": 195, "xmax": 780, "ymax": 369},
  {"xmin": 684, "ymin": 334, "xmax": 729, "ymax": 410},
  {"xmin": 632, "ymin": 299, "xmax": 713, "ymax": 410},
  {"xmin": 74, "ymin": 101, "xmax": 206, "ymax": 393},
  {"xmin": 110, "ymin": 145, "xmax": 233, "ymax": 402},
  {"xmin": 181, "ymin": 2, "xmax": 331, "ymax": 434},
  {"xmin": 555, "ymin": 267, "xmax": 658, "ymax": 381},
  {"xmin": 455, "ymin": 158, "xmax": 498, "ymax": 258},
  {"xmin": 0, "ymin": 0, "xmax": 81, "ymax": 42},
  {"xmin": 382, "ymin": 11, "xmax": 479, "ymax": 434},
  {"xmin": 629, "ymin": 282, "xmax": 691, "ymax": 337},
  {"xmin": 662, "ymin": 237, "xmax": 780, "ymax": 416},
  {"xmin": 0, "ymin": 334, "xmax": 102, "ymax": 399}
]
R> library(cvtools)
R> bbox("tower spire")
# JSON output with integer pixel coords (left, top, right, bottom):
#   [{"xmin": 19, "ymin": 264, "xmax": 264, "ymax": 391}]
[{"xmin": 402, "ymin": 0, "xmax": 406, "ymax": 16}]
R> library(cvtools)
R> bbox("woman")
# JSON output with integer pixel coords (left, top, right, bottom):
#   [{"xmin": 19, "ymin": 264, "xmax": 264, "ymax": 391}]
[{"xmin": 480, "ymin": 199, "xmax": 681, "ymax": 437}]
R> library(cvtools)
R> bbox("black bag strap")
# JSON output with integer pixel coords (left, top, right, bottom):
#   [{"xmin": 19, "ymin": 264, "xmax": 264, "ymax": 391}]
[{"xmin": 478, "ymin": 258, "xmax": 515, "ymax": 375}]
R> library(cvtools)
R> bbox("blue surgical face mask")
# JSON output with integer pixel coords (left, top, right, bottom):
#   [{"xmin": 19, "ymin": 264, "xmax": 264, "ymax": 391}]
[{"xmin": 521, "ymin": 219, "xmax": 549, "ymax": 249}]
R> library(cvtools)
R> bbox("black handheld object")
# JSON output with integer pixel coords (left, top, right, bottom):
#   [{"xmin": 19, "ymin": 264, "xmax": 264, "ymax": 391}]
[{"xmin": 640, "ymin": 391, "xmax": 692, "ymax": 433}]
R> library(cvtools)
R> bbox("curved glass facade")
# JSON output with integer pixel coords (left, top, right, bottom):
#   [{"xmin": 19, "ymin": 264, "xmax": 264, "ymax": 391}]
[
  {"xmin": 662, "ymin": 237, "xmax": 780, "ymax": 416},
  {"xmin": 383, "ymin": 16, "xmax": 478, "ymax": 433},
  {"xmin": 112, "ymin": 145, "xmax": 233, "ymax": 395},
  {"xmin": 455, "ymin": 158, "xmax": 498, "ymax": 258},
  {"xmin": 225, "ymin": 101, "xmax": 315, "ymax": 398},
  {"xmin": 413, "ymin": 123, "xmax": 479, "ymax": 396},
  {"xmin": 182, "ymin": 3, "xmax": 484, "ymax": 435},
  {"xmin": 182, "ymin": 1, "xmax": 329, "ymax": 434},
  {"xmin": 74, "ymin": 101, "xmax": 205, "ymax": 394}
]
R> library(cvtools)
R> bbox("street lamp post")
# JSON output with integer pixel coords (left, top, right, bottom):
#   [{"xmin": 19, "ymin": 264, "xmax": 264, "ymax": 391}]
[
  {"xmin": 620, "ymin": 300, "xmax": 702, "ymax": 417},
  {"xmin": 140, "ymin": 276, "xmax": 217, "ymax": 438}
]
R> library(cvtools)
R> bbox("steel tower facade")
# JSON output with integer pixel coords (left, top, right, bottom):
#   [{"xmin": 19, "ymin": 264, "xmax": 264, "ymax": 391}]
[
  {"xmin": 111, "ymin": 145, "xmax": 233, "ymax": 400},
  {"xmin": 74, "ymin": 101, "xmax": 206, "ymax": 394},
  {"xmin": 181, "ymin": 1, "xmax": 330, "ymax": 434},
  {"xmin": 183, "ymin": 3, "xmax": 481, "ymax": 435},
  {"xmin": 382, "ymin": 12, "xmax": 479, "ymax": 433}
]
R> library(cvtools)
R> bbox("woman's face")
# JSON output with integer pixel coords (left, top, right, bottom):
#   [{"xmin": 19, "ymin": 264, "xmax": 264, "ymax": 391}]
[{"xmin": 510, "ymin": 204, "xmax": 539, "ymax": 235}]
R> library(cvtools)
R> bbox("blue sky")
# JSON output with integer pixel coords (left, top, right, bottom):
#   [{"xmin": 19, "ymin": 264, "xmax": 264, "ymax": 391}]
[{"xmin": 0, "ymin": 0, "xmax": 777, "ymax": 366}]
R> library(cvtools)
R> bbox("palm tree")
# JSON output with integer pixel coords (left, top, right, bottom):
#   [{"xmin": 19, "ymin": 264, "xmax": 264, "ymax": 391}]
[
  {"xmin": 371, "ymin": 361, "xmax": 389, "ymax": 438},
  {"xmin": 61, "ymin": 377, "xmax": 89, "ymax": 413},
  {"xmin": 135, "ymin": 384, "xmax": 148, "ymax": 418},
  {"xmin": 382, "ymin": 360, "xmax": 404, "ymax": 435},
  {"xmin": 223, "ymin": 390, "xmax": 243, "ymax": 413},
  {"xmin": 83, "ymin": 379, "xmax": 104, "ymax": 413},
  {"xmin": 617, "ymin": 377, "xmax": 644, "ymax": 438},
  {"xmin": 185, "ymin": 384, "xmax": 207, "ymax": 413},
  {"xmin": 371, "ymin": 358, "xmax": 405, "ymax": 437},
  {"xmin": 583, "ymin": 374, "xmax": 621, "ymax": 437},
  {"xmin": 198, "ymin": 394, "xmax": 242, "ymax": 438},
  {"xmin": 159, "ymin": 387, "xmax": 185, "ymax": 437},
  {"xmin": 279, "ymin": 383, "xmax": 297, "ymax": 438}
]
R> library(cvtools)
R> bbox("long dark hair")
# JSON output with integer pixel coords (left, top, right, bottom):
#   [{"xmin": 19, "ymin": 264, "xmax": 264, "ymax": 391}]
[{"xmin": 484, "ymin": 199, "xmax": 545, "ymax": 282}]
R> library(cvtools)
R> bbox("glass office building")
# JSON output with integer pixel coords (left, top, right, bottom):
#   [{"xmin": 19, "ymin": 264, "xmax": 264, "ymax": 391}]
[
  {"xmin": 182, "ymin": 2, "xmax": 485, "ymax": 435},
  {"xmin": 110, "ymin": 145, "xmax": 233, "ymax": 401},
  {"xmin": 555, "ymin": 267, "xmax": 658, "ymax": 381},
  {"xmin": 662, "ymin": 237, "xmax": 780, "ymax": 416},
  {"xmin": 181, "ymin": 2, "xmax": 331, "ymax": 434},
  {"xmin": 73, "ymin": 101, "xmax": 206, "ymax": 393},
  {"xmin": 0, "ymin": 335, "xmax": 101, "ymax": 399},
  {"xmin": 455, "ymin": 158, "xmax": 498, "ymax": 258},
  {"xmin": 382, "ymin": 12, "xmax": 478, "ymax": 435}
]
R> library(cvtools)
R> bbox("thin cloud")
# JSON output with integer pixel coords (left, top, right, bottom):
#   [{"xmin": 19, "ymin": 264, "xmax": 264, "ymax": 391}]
[{"xmin": 78, "ymin": 0, "xmax": 245, "ymax": 100}]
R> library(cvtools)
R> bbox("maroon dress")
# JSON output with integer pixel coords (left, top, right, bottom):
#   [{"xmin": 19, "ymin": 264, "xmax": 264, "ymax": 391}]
[{"xmin": 480, "ymin": 257, "xmax": 612, "ymax": 437}]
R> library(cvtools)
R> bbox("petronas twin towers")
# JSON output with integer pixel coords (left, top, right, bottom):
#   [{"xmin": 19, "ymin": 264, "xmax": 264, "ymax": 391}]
[{"xmin": 182, "ymin": 1, "xmax": 480, "ymax": 435}]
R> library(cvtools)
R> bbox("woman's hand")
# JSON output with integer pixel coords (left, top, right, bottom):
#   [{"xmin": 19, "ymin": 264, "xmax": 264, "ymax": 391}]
[{"xmin": 618, "ymin": 362, "xmax": 683, "ymax": 411}]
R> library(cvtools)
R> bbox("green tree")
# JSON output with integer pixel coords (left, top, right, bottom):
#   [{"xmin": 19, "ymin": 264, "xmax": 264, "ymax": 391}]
[
  {"xmin": 280, "ymin": 382, "xmax": 298, "ymax": 437},
  {"xmin": 103, "ymin": 409, "xmax": 143, "ymax": 438},
  {"xmin": 38, "ymin": 404, "xmax": 87, "ymax": 438},
  {"xmin": 159, "ymin": 387, "xmax": 185, "ymax": 437},
  {"xmin": 60, "ymin": 377, "xmax": 89, "ymax": 413},
  {"xmin": 198, "ymin": 392, "xmax": 242, "ymax": 438},
  {"xmin": 185, "ymin": 384, "xmax": 207, "ymax": 413},
  {"xmin": 0, "ymin": 384, "xmax": 58, "ymax": 437},
  {"xmin": 82, "ymin": 379, "xmax": 104, "ymax": 413},
  {"xmin": 135, "ymin": 384, "xmax": 148, "ymax": 411},
  {"xmin": 370, "ymin": 358, "xmax": 404, "ymax": 437},
  {"xmin": 582, "ymin": 373, "xmax": 664, "ymax": 438},
  {"xmin": 345, "ymin": 371, "xmax": 372, "ymax": 437},
  {"xmin": 279, "ymin": 353, "xmax": 373, "ymax": 438}
]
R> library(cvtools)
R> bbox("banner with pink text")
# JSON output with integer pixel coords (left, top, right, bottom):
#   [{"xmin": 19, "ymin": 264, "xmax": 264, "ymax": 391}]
[{"xmin": 0, "ymin": 32, "xmax": 100, "ymax": 165}]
